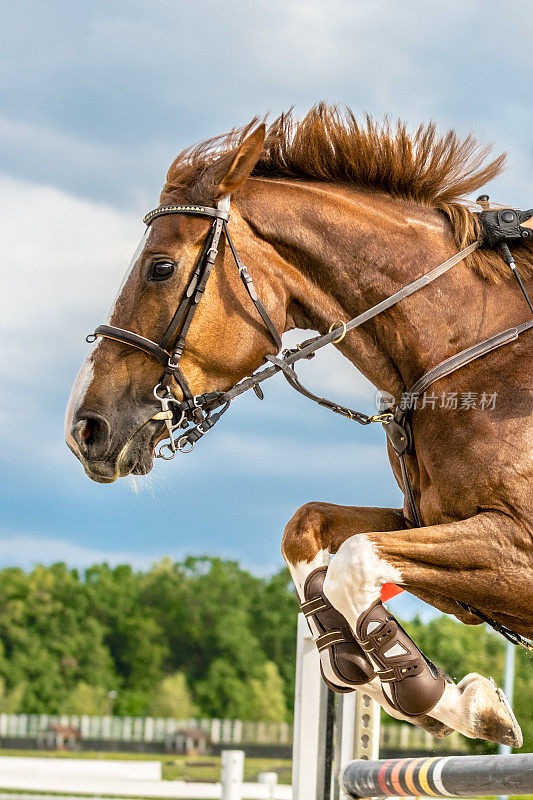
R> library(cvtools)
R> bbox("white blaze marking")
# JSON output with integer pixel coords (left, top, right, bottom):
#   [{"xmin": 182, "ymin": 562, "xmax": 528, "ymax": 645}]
[
  {"xmin": 65, "ymin": 227, "xmax": 152, "ymax": 451},
  {"xmin": 65, "ymin": 350, "xmax": 98, "ymax": 451}
]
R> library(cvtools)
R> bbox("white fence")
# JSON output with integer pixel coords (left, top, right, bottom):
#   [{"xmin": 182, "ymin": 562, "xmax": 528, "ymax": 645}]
[
  {"xmin": 0, "ymin": 711, "xmax": 465, "ymax": 752},
  {"xmin": 0, "ymin": 714, "xmax": 292, "ymax": 747},
  {"xmin": 0, "ymin": 752, "xmax": 291, "ymax": 800}
]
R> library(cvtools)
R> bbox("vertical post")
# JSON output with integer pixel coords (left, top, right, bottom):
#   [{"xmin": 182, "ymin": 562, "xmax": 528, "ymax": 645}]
[
  {"xmin": 293, "ymin": 613, "xmax": 324, "ymax": 800},
  {"xmin": 221, "ymin": 749, "xmax": 244, "ymax": 800},
  {"xmin": 353, "ymin": 691, "xmax": 380, "ymax": 760},
  {"xmin": 337, "ymin": 690, "xmax": 380, "ymax": 800},
  {"xmin": 316, "ymin": 685, "xmax": 336, "ymax": 800},
  {"xmin": 258, "ymin": 772, "xmax": 278, "ymax": 800},
  {"xmin": 498, "ymin": 639, "xmax": 516, "ymax": 800}
]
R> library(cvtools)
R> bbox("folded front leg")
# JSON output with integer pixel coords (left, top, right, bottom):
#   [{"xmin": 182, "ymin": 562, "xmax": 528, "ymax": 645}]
[
  {"xmin": 282, "ymin": 502, "xmax": 454, "ymax": 737},
  {"xmin": 322, "ymin": 514, "xmax": 523, "ymax": 747}
]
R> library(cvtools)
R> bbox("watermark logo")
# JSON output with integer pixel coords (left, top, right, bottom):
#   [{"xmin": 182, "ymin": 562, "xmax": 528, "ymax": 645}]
[
  {"xmin": 375, "ymin": 390, "xmax": 395, "ymax": 411},
  {"xmin": 375, "ymin": 390, "xmax": 498, "ymax": 412}
]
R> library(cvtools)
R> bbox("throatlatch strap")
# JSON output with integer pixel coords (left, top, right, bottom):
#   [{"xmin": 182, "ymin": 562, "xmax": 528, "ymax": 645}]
[{"xmin": 224, "ymin": 222, "xmax": 282, "ymax": 350}]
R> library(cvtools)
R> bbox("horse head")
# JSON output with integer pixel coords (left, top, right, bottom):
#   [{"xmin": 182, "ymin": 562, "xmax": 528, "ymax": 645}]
[{"xmin": 66, "ymin": 125, "xmax": 286, "ymax": 482}]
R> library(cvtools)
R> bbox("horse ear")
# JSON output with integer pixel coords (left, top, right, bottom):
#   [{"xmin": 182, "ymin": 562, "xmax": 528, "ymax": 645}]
[{"xmin": 215, "ymin": 124, "xmax": 266, "ymax": 197}]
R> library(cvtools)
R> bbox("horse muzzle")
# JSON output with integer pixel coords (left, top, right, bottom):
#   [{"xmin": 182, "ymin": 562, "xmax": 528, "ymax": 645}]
[{"xmin": 67, "ymin": 407, "xmax": 164, "ymax": 483}]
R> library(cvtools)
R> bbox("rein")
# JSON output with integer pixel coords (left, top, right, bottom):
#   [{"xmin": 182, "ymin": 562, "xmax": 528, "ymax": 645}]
[{"xmin": 87, "ymin": 194, "xmax": 533, "ymax": 651}]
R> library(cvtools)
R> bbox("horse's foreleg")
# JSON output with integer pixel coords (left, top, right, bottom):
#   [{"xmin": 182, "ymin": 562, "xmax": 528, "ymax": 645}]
[
  {"xmin": 282, "ymin": 503, "xmax": 453, "ymax": 738},
  {"xmin": 365, "ymin": 512, "xmax": 533, "ymax": 629},
  {"xmin": 323, "ymin": 511, "xmax": 524, "ymax": 747}
]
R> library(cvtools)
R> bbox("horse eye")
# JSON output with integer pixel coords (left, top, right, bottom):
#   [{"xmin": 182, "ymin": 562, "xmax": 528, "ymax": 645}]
[{"xmin": 150, "ymin": 261, "xmax": 175, "ymax": 281}]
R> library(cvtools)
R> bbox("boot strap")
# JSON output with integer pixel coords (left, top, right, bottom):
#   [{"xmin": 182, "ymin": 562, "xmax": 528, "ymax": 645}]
[
  {"xmin": 377, "ymin": 662, "xmax": 424, "ymax": 682},
  {"xmin": 300, "ymin": 596, "xmax": 328, "ymax": 617},
  {"xmin": 315, "ymin": 630, "xmax": 349, "ymax": 652}
]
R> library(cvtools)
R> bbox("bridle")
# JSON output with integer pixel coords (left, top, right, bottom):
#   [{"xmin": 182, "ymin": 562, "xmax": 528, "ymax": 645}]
[
  {"xmin": 87, "ymin": 193, "xmax": 533, "ymax": 463},
  {"xmin": 87, "ymin": 194, "xmax": 533, "ymax": 650},
  {"xmin": 88, "ymin": 195, "xmax": 282, "ymax": 458}
]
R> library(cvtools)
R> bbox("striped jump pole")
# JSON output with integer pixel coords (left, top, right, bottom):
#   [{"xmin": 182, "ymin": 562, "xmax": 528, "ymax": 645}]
[{"xmin": 340, "ymin": 753, "xmax": 533, "ymax": 798}]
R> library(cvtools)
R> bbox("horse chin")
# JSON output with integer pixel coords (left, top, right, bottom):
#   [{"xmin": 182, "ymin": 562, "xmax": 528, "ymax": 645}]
[
  {"xmin": 116, "ymin": 423, "xmax": 160, "ymax": 479},
  {"xmin": 84, "ymin": 469, "xmax": 117, "ymax": 484}
]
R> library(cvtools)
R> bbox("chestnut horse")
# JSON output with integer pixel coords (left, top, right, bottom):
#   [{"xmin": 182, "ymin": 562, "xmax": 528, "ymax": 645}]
[{"xmin": 66, "ymin": 108, "xmax": 532, "ymax": 746}]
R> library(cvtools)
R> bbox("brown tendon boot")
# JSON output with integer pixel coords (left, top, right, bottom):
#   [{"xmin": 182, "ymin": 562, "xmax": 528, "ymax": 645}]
[
  {"xmin": 300, "ymin": 567, "xmax": 375, "ymax": 692},
  {"xmin": 356, "ymin": 599, "xmax": 447, "ymax": 717}
]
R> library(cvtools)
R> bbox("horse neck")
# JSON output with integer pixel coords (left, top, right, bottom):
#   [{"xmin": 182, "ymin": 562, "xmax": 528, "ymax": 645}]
[{"xmin": 237, "ymin": 178, "xmax": 516, "ymax": 396}]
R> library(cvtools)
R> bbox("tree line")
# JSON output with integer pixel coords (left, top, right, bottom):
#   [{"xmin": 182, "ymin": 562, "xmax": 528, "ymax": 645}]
[{"xmin": 0, "ymin": 557, "xmax": 530, "ymax": 752}]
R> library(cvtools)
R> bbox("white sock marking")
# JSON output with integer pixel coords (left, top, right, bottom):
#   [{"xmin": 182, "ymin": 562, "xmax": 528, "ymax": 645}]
[
  {"xmin": 322, "ymin": 534, "xmax": 402, "ymax": 629},
  {"xmin": 288, "ymin": 549, "xmax": 330, "ymax": 600}
]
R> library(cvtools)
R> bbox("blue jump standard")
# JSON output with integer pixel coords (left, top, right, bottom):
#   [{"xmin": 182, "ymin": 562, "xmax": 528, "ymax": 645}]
[{"xmin": 340, "ymin": 753, "xmax": 533, "ymax": 797}]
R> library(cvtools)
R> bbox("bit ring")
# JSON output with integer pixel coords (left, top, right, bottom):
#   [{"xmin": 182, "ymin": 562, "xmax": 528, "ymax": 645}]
[
  {"xmin": 156, "ymin": 441, "xmax": 177, "ymax": 460},
  {"xmin": 177, "ymin": 436, "xmax": 195, "ymax": 454}
]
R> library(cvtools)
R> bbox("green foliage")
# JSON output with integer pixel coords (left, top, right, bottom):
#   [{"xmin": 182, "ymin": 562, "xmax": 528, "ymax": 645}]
[
  {"xmin": 0, "ymin": 564, "xmax": 115, "ymax": 713},
  {"xmin": 0, "ymin": 558, "xmax": 298, "ymax": 721},
  {"xmin": 243, "ymin": 661, "xmax": 288, "ymax": 722},
  {"xmin": 0, "ymin": 676, "xmax": 26, "ymax": 712},
  {"xmin": 64, "ymin": 682, "xmax": 109, "ymax": 715},
  {"xmin": 148, "ymin": 672, "xmax": 198, "ymax": 718}
]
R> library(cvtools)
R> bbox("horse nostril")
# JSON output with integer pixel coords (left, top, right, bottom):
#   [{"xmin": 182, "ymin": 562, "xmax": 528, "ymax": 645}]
[{"xmin": 71, "ymin": 413, "xmax": 110, "ymax": 458}]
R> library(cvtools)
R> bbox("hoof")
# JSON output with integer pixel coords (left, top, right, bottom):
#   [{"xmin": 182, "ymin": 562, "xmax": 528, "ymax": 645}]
[{"xmin": 460, "ymin": 673, "xmax": 523, "ymax": 747}]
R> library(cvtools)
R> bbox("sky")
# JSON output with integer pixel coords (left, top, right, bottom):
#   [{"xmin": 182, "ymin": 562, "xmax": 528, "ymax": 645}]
[{"xmin": 1, "ymin": 0, "xmax": 532, "ymax": 621}]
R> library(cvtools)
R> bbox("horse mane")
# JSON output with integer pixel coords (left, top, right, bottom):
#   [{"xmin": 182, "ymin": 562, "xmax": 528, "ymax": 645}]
[{"xmin": 164, "ymin": 104, "xmax": 533, "ymax": 283}]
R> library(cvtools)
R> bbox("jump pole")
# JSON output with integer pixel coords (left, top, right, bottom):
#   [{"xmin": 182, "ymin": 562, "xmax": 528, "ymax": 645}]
[{"xmin": 340, "ymin": 753, "xmax": 533, "ymax": 798}]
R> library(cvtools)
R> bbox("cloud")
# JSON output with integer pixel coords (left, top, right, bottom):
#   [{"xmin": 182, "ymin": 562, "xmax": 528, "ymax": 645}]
[
  {"xmin": 0, "ymin": 530, "xmax": 159, "ymax": 571},
  {"xmin": 0, "ymin": 173, "xmax": 139, "ymax": 435},
  {"xmin": 0, "ymin": 115, "xmax": 163, "ymax": 209},
  {"xmin": 203, "ymin": 432, "xmax": 385, "ymax": 477},
  {"xmin": 1, "ymin": 2, "xmax": 532, "ymax": 205}
]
